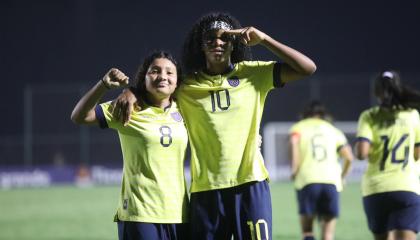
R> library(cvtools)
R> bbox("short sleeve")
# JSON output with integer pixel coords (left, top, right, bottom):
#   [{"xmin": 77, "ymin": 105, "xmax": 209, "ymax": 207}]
[
  {"xmin": 273, "ymin": 62, "xmax": 283, "ymax": 88},
  {"xmin": 413, "ymin": 110, "xmax": 420, "ymax": 146},
  {"xmin": 95, "ymin": 101, "xmax": 119, "ymax": 130},
  {"xmin": 336, "ymin": 129, "xmax": 348, "ymax": 152},
  {"xmin": 289, "ymin": 123, "xmax": 300, "ymax": 136},
  {"xmin": 356, "ymin": 111, "xmax": 373, "ymax": 143},
  {"xmin": 244, "ymin": 61, "xmax": 281, "ymax": 92}
]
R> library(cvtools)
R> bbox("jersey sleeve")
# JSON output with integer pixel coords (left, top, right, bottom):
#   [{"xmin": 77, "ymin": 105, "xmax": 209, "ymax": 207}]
[
  {"xmin": 335, "ymin": 129, "xmax": 348, "ymax": 151},
  {"xmin": 245, "ymin": 61, "xmax": 283, "ymax": 91},
  {"xmin": 95, "ymin": 101, "xmax": 120, "ymax": 130},
  {"xmin": 356, "ymin": 110, "xmax": 373, "ymax": 143},
  {"xmin": 413, "ymin": 110, "xmax": 420, "ymax": 146},
  {"xmin": 289, "ymin": 123, "xmax": 301, "ymax": 136},
  {"xmin": 272, "ymin": 62, "xmax": 283, "ymax": 88}
]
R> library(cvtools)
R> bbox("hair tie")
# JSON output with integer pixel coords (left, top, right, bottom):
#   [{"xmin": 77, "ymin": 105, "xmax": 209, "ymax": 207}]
[{"xmin": 382, "ymin": 71, "xmax": 394, "ymax": 79}]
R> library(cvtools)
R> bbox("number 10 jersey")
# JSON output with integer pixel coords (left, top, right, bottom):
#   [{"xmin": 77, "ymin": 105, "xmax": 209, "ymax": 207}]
[{"xmin": 176, "ymin": 61, "xmax": 282, "ymax": 193}]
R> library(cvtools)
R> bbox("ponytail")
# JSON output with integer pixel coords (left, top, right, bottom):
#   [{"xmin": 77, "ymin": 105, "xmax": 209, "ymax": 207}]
[{"xmin": 375, "ymin": 70, "xmax": 420, "ymax": 110}]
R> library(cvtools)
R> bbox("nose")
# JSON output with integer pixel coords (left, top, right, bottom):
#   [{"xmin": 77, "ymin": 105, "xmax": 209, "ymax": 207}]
[
  {"xmin": 213, "ymin": 37, "xmax": 226, "ymax": 47},
  {"xmin": 206, "ymin": 37, "xmax": 225, "ymax": 47},
  {"xmin": 158, "ymin": 72, "xmax": 168, "ymax": 80}
]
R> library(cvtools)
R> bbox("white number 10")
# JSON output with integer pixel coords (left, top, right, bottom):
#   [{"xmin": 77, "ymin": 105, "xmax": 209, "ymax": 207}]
[{"xmin": 246, "ymin": 219, "xmax": 269, "ymax": 240}]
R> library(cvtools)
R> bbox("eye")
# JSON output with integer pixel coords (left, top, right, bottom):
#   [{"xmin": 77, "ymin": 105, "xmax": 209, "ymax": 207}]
[
  {"xmin": 221, "ymin": 33, "xmax": 234, "ymax": 42},
  {"xmin": 202, "ymin": 33, "xmax": 216, "ymax": 44},
  {"xmin": 203, "ymin": 38, "xmax": 213, "ymax": 45}
]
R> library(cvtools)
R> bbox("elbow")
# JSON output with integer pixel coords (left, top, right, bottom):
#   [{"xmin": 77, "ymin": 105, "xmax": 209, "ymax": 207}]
[
  {"xmin": 70, "ymin": 110, "xmax": 83, "ymax": 125},
  {"xmin": 296, "ymin": 63, "xmax": 316, "ymax": 78},
  {"xmin": 303, "ymin": 61, "xmax": 317, "ymax": 76}
]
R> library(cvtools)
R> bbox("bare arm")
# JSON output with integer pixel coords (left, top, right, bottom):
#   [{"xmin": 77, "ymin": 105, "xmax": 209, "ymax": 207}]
[
  {"xmin": 339, "ymin": 145, "xmax": 354, "ymax": 179},
  {"xmin": 224, "ymin": 27, "xmax": 317, "ymax": 83},
  {"xmin": 260, "ymin": 36, "xmax": 316, "ymax": 83},
  {"xmin": 71, "ymin": 80, "xmax": 108, "ymax": 125},
  {"xmin": 414, "ymin": 145, "xmax": 420, "ymax": 161},
  {"xmin": 355, "ymin": 140, "xmax": 370, "ymax": 160},
  {"xmin": 289, "ymin": 133, "xmax": 301, "ymax": 180},
  {"xmin": 71, "ymin": 68, "xmax": 129, "ymax": 125}
]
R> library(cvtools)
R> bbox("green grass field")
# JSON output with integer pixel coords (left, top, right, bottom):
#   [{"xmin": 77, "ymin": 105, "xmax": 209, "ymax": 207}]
[{"xmin": 0, "ymin": 182, "xmax": 410, "ymax": 240}]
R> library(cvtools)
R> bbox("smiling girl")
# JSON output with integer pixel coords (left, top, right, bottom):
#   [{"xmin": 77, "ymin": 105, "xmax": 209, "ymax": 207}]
[{"xmin": 71, "ymin": 51, "xmax": 189, "ymax": 240}]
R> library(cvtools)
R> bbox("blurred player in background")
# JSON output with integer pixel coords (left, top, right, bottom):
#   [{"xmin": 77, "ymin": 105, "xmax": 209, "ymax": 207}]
[
  {"xmin": 289, "ymin": 100, "xmax": 353, "ymax": 240},
  {"xmin": 113, "ymin": 12, "xmax": 316, "ymax": 239},
  {"xmin": 355, "ymin": 70, "xmax": 420, "ymax": 240},
  {"xmin": 71, "ymin": 51, "xmax": 189, "ymax": 240}
]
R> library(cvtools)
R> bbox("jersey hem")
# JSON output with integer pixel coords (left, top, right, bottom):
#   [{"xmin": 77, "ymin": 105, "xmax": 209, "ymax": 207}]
[
  {"xmin": 190, "ymin": 175, "xmax": 269, "ymax": 193},
  {"xmin": 356, "ymin": 136, "xmax": 371, "ymax": 143},
  {"xmin": 362, "ymin": 189, "xmax": 420, "ymax": 197},
  {"xmin": 295, "ymin": 181, "xmax": 342, "ymax": 192},
  {"xmin": 114, "ymin": 213, "xmax": 188, "ymax": 224}
]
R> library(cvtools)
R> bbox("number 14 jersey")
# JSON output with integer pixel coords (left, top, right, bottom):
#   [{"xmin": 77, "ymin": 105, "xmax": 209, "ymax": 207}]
[
  {"xmin": 357, "ymin": 107, "xmax": 420, "ymax": 196},
  {"xmin": 176, "ymin": 61, "xmax": 282, "ymax": 193}
]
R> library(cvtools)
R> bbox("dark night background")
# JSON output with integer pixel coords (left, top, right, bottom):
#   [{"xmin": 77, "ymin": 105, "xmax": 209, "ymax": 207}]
[{"xmin": 1, "ymin": 0, "xmax": 420, "ymax": 166}]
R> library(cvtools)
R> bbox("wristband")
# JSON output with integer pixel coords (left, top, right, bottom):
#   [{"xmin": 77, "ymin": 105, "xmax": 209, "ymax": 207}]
[{"xmin": 101, "ymin": 78, "xmax": 110, "ymax": 89}]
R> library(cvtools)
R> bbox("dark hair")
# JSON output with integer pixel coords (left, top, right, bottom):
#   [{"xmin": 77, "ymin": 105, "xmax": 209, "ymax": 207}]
[
  {"xmin": 374, "ymin": 70, "xmax": 420, "ymax": 110},
  {"xmin": 301, "ymin": 100, "xmax": 328, "ymax": 119},
  {"xmin": 182, "ymin": 12, "xmax": 252, "ymax": 75},
  {"xmin": 134, "ymin": 50, "xmax": 182, "ymax": 101}
]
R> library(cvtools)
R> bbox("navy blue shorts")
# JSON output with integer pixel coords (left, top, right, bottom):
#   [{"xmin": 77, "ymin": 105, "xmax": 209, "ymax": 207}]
[
  {"xmin": 117, "ymin": 221, "xmax": 189, "ymax": 240},
  {"xmin": 363, "ymin": 191, "xmax": 420, "ymax": 234},
  {"xmin": 190, "ymin": 180, "xmax": 272, "ymax": 240},
  {"xmin": 297, "ymin": 183, "xmax": 339, "ymax": 217}
]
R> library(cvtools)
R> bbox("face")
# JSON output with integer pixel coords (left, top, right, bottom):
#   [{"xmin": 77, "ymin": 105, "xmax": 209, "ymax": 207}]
[
  {"xmin": 202, "ymin": 29, "xmax": 234, "ymax": 64},
  {"xmin": 145, "ymin": 58, "xmax": 178, "ymax": 99}
]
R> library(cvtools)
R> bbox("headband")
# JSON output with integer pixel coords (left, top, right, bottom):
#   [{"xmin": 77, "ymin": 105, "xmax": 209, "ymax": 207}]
[{"xmin": 205, "ymin": 21, "xmax": 233, "ymax": 32}]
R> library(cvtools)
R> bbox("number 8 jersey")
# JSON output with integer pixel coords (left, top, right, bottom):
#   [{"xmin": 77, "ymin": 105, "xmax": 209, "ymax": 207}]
[
  {"xmin": 95, "ymin": 101, "xmax": 189, "ymax": 223},
  {"xmin": 176, "ymin": 61, "xmax": 283, "ymax": 193},
  {"xmin": 357, "ymin": 106, "xmax": 420, "ymax": 196}
]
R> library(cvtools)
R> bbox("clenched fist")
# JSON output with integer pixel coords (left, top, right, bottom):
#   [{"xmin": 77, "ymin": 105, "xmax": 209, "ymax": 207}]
[{"xmin": 102, "ymin": 68, "xmax": 129, "ymax": 89}]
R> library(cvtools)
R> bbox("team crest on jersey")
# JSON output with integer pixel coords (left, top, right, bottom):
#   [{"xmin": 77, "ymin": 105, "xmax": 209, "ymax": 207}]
[
  {"xmin": 123, "ymin": 199, "xmax": 128, "ymax": 209},
  {"xmin": 227, "ymin": 76, "xmax": 240, "ymax": 87},
  {"xmin": 171, "ymin": 112, "xmax": 183, "ymax": 122}
]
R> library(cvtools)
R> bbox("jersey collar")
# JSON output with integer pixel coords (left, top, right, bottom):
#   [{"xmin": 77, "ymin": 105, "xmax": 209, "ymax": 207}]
[{"xmin": 199, "ymin": 63, "xmax": 237, "ymax": 80}]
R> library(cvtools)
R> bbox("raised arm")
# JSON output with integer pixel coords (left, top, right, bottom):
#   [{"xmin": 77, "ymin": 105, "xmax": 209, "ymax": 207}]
[
  {"xmin": 224, "ymin": 27, "xmax": 317, "ymax": 83},
  {"xmin": 71, "ymin": 68, "xmax": 129, "ymax": 125}
]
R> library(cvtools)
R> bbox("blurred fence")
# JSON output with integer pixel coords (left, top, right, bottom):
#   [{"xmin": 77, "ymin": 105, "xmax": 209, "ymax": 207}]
[{"xmin": 1, "ymin": 73, "xmax": 419, "ymax": 169}]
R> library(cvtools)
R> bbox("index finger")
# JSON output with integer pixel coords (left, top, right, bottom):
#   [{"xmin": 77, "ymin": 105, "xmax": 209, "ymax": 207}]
[{"xmin": 222, "ymin": 28, "xmax": 246, "ymax": 35}]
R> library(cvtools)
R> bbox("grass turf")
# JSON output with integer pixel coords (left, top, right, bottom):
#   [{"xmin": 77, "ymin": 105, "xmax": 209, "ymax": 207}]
[{"xmin": 0, "ymin": 182, "xmax": 380, "ymax": 240}]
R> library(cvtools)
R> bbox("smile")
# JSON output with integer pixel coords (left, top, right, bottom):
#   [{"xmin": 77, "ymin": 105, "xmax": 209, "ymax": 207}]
[{"xmin": 156, "ymin": 83, "xmax": 169, "ymax": 87}]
